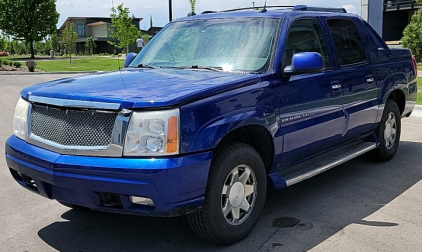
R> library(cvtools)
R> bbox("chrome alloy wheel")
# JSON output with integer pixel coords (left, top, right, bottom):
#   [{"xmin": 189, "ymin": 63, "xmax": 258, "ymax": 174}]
[
  {"xmin": 221, "ymin": 164, "xmax": 257, "ymax": 225},
  {"xmin": 384, "ymin": 112, "xmax": 397, "ymax": 150}
]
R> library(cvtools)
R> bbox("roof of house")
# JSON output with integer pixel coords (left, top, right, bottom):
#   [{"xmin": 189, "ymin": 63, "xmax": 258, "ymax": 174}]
[{"xmin": 59, "ymin": 17, "xmax": 143, "ymax": 30}]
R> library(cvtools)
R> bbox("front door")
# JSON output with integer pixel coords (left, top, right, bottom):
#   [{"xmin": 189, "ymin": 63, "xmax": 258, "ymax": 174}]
[{"xmin": 277, "ymin": 18, "xmax": 345, "ymax": 168}]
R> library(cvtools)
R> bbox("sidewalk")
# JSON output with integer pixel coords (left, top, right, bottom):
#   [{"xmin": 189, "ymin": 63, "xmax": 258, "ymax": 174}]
[{"xmin": 412, "ymin": 104, "xmax": 422, "ymax": 117}]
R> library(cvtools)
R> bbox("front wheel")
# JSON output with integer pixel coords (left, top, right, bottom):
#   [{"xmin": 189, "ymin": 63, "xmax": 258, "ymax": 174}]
[
  {"xmin": 187, "ymin": 143, "xmax": 267, "ymax": 245},
  {"xmin": 373, "ymin": 99, "xmax": 401, "ymax": 161}
]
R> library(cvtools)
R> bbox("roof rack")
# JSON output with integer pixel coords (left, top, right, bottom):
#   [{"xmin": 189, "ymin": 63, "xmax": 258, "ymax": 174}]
[
  {"xmin": 200, "ymin": 5, "xmax": 347, "ymax": 15},
  {"xmin": 201, "ymin": 6, "xmax": 293, "ymax": 14},
  {"xmin": 293, "ymin": 5, "xmax": 347, "ymax": 13}
]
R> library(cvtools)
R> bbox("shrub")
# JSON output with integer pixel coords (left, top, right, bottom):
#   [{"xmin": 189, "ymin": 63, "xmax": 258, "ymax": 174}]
[
  {"xmin": 0, "ymin": 58, "xmax": 2, "ymax": 67},
  {"xmin": 13, "ymin": 62, "xmax": 22, "ymax": 68},
  {"xmin": 402, "ymin": 9, "xmax": 422, "ymax": 61},
  {"xmin": 26, "ymin": 60, "xmax": 37, "ymax": 72},
  {"xmin": 0, "ymin": 51, "xmax": 9, "ymax": 56},
  {"xmin": 3, "ymin": 60, "xmax": 10, "ymax": 66}
]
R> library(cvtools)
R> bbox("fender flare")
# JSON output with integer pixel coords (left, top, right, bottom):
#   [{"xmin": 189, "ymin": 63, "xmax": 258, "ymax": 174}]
[{"xmin": 183, "ymin": 107, "xmax": 277, "ymax": 153}]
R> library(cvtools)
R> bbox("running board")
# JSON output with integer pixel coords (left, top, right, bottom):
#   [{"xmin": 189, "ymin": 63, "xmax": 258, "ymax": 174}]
[{"xmin": 282, "ymin": 142, "xmax": 377, "ymax": 187}]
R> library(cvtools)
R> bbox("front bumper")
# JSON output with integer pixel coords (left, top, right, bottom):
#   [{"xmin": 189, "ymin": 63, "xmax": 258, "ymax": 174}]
[{"xmin": 5, "ymin": 135, "xmax": 212, "ymax": 216}]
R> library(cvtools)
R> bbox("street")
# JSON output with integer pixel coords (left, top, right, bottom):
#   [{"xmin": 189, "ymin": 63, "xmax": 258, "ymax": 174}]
[{"xmin": 1, "ymin": 74, "xmax": 422, "ymax": 251}]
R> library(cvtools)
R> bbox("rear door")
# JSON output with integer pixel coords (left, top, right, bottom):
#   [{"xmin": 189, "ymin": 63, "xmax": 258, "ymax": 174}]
[{"xmin": 326, "ymin": 18, "xmax": 378, "ymax": 143}]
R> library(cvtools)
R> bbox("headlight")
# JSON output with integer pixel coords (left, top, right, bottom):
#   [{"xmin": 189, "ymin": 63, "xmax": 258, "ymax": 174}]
[
  {"xmin": 124, "ymin": 108, "xmax": 179, "ymax": 156},
  {"xmin": 13, "ymin": 98, "xmax": 29, "ymax": 140}
]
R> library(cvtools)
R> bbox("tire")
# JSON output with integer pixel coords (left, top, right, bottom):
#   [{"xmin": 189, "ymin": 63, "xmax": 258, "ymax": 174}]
[
  {"xmin": 187, "ymin": 143, "xmax": 267, "ymax": 245},
  {"xmin": 373, "ymin": 99, "xmax": 401, "ymax": 161}
]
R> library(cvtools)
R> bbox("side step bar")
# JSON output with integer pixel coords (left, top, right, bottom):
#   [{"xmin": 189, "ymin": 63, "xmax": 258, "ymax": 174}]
[{"xmin": 283, "ymin": 142, "xmax": 377, "ymax": 187}]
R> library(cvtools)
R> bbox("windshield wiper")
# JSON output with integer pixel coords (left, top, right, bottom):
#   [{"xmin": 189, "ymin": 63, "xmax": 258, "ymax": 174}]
[
  {"xmin": 191, "ymin": 65, "xmax": 224, "ymax": 72},
  {"xmin": 135, "ymin": 64, "xmax": 160, "ymax": 69},
  {"xmin": 167, "ymin": 65, "xmax": 226, "ymax": 72}
]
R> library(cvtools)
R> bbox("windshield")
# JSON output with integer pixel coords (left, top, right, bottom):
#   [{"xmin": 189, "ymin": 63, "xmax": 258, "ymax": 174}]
[{"xmin": 129, "ymin": 18, "xmax": 281, "ymax": 73}]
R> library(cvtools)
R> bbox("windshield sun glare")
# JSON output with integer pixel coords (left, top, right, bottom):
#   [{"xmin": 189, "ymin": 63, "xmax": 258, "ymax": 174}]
[{"xmin": 130, "ymin": 18, "xmax": 281, "ymax": 73}]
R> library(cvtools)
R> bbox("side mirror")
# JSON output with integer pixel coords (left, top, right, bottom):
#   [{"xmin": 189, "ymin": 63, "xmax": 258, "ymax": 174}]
[
  {"xmin": 124, "ymin": 52, "xmax": 138, "ymax": 68},
  {"xmin": 284, "ymin": 52, "xmax": 324, "ymax": 75}
]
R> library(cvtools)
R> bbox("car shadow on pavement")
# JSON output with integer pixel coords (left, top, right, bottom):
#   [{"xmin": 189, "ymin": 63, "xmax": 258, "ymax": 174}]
[{"xmin": 37, "ymin": 141, "xmax": 422, "ymax": 252}]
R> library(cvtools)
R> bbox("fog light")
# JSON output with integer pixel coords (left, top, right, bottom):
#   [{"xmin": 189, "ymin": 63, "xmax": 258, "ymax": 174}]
[{"xmin": 130, "ymin": 196, "xmax": 154, "ymax": 206}]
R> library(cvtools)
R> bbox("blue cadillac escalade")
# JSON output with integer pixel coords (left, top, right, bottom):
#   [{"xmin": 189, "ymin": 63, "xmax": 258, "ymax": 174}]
[{"xmin": 5, "ymin": 5, "xmax": 417, "ymax": 245}]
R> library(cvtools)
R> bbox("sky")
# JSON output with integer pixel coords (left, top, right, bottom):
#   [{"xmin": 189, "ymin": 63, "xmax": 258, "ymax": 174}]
[{"xmin": 56, "ymin": 0, "xmax": 361, "ymax": 30}]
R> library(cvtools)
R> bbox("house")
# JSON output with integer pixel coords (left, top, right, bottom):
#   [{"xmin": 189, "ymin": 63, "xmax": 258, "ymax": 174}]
[
  {"xmin": 59, "ymin": 17, "xmax": 143, "ymax": 54},
  {"xmin": 140, "ymin": 26, "xmax": 163, "ymax": 38}
]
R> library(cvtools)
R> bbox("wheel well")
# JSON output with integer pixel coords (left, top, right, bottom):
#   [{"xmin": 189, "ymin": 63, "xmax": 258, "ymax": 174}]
[
  {"xmin": 388, "ymin": 90, "xmax": 405, "ymax": 115},
  {"xmin": 215, "ymin": 125, "xmax": 274, "ymax": 174}
]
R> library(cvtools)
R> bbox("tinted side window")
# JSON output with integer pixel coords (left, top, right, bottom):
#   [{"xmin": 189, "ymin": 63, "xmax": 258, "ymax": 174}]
[
  {"xmin": 327, "ymin": 19, "xmax": 366, "ymax": 66},
  {"xmin": 283, "ymin": 19, "xmax": 331, "ymax": 69}
]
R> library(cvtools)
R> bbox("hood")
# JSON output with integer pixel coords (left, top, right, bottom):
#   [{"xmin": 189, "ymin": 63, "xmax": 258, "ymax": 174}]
[{"xmin": 21, "ymin": 69, "xmax": 260, "ymax": 109}]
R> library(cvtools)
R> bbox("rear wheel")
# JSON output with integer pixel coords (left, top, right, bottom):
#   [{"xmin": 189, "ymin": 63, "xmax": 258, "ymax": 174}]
[
  {"xmin": 187, "ymin": 143, "xmax": 266, "ymax": 245},
  {"xmin": 373, "ymin": 99, "xmax": 401, "ymax": 161}
]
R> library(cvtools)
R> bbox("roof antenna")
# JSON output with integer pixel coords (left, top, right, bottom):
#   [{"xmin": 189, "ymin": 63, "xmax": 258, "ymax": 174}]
[{"xmin": 260, "ymin": 0, "xmax": 267, "ymax": 13}]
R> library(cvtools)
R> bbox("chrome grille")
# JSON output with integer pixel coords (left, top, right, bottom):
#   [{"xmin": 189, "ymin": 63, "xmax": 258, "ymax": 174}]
[{"xmin": 30, "ymin": 104, "xmax": 117, "ymax": 147}]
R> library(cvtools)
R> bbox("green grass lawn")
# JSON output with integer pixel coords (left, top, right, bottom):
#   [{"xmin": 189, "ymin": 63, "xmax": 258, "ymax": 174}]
[
  {"xmin": 36, "ymin": 57, "xmax": 121, "ymax": 72},
  {"xmin": 1, "ymin": 56, "xmax": 121, "ymax": 72}
]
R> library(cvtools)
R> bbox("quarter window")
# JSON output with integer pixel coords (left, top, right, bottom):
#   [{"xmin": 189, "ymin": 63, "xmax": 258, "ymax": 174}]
[{"xmin": 327, "ymin": 19, "xmax": 366, "ymax": 66}]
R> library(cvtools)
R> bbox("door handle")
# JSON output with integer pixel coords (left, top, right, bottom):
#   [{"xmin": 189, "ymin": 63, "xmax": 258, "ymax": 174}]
[
  {"xmin": 331, "ymin": 81, "xmax": 341, "ymax": 91},
  {"xmin": 366, "ymin": 75, "xmax": 375, "ymax": 84}
]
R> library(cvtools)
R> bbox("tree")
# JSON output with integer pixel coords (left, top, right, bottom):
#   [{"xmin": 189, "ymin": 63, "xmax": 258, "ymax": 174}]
[
  {"xmin": 142, "ymin": 34, "xmax": 150, "ymax": 46},
  {"xmin": 402, "ymin": 0, "xmax": 422, "ymax": 61},
  {"xmin": 0, "ymin": 0, "xmax": 59, "ymax": 58},
  {"xmin": 107, "ymin": 3, "xmax": 140, "ymax": 54},
  {"xmin": 189, "ymin": 0, "xmax": 197, "ymax": 15},
  {"xmin": 50, "ymin": 33, "xmax": 59, "ymax": 53},
  {"xmin": 402, "ymin": 9, "xmax": 422, "ymax": 61},
  {"xmin": 3, "ymin": 39, "xmax": 11, "ymax": 54},
  {"xmin": 60, "ymin": 23, "xmax": 78, "ymax": 63},
  {"xmin": 85, "ymin": 36, "xmax": 96, "ymax": 56},
  {"xmin": 0, "ymin": 36, "xmax": 6, "ymax": 52},
  {"xmin": 12, "ymin": 40, "xmax": 26, "ymax": 55}
]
